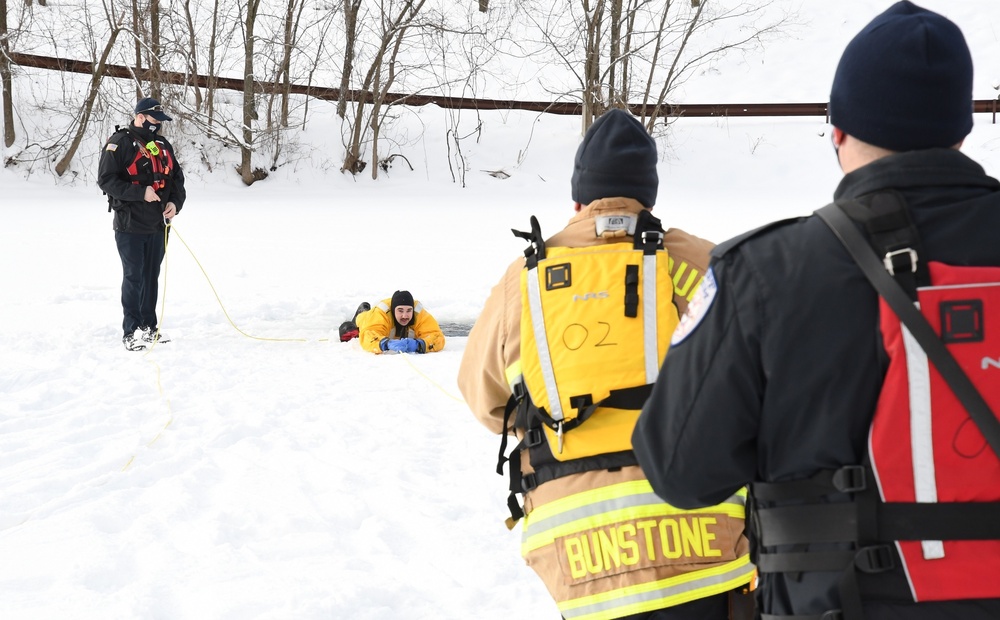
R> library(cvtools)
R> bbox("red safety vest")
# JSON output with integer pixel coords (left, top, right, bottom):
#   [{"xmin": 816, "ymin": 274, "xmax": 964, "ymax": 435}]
[
  {"xmin": 870, "ymin": 260, "xmax": 1000, "ymax": 602},
  {"xmin": 125, "ymin": 138, "xmax": 175, "ymax": 191}
]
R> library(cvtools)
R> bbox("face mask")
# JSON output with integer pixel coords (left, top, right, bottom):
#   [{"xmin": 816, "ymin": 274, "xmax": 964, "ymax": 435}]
[{"xmin": 141, "ymin": 118, "xmax": 160, "ymax": 135}]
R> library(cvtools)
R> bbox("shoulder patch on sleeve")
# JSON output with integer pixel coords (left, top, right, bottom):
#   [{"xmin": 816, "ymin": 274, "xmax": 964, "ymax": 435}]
[
  {"xmin": 105, "ymin": 143, "xmax": 118, "ymax": 151},
  {"xmin": 711, "ymin": 216, "xmax": 805, "ymax": 259},
  {"xmin": 671, "ymin": 266, "xmax": 718, "ymax": 346}
]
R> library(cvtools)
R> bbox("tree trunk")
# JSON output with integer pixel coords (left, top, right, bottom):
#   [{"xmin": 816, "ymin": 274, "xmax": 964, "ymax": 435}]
[
  {"xmin": 150, "ymin": 0, "xmax": 161, "ymax": 99},
  {"xmin": 580, "ymin": 0, "xmax": 605, "ymax": 133},
  {"xmin": 608, "ymin": 0, "xmax": 621, "ymax": 107},
  {"xmin": 277, "ymin": 0, "xmax": 298, "ymax": 127},
  {"xmin": 56, "ymin": 28, "xmax": 121, "ymax": 176},
  {"xmin": 338, "ymin": 0, "xmax": 361, "ymax": 119},
  {"xmin": 342, "ymin": 0, "xmax": 426, "ymax": 176},
  {"xmin": 206, "ymin": 0, "xmax": 220, "ymax": 125},
  {"xmin": 643, "ymin": 0, "xmax": 704, "ymax": 129},
  {"xmin": 132, "ymin": 0, "xmax": 142, "ymax": 99},
  {"xmin": 239, "ymin": 0, "xmax": 261, "ymax": 185},
  {"xmin": 1, "ymin": 0, "xmax": 15, "ymax": 147},
  {"xmin": 183, "ymin": 0, "xmax": 202, "ymax": 111}
]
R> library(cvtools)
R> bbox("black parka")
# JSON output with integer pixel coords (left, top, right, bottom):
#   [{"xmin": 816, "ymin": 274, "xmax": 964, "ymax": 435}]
[
  {"xmin": 97, "ymin": 124, "xmax": 186, "ymax": 235},
  {"xmin": 633, "ymin": 148, "xmax": 1000, "ymax": 619}
]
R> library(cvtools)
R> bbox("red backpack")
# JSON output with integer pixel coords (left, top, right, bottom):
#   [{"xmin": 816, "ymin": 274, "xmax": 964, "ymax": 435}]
[{"xmin": 749, "ymin": 192, "xmax": 1000, "ymax": 620}]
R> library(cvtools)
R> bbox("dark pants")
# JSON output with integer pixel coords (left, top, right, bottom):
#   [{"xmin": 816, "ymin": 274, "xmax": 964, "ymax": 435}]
[{"xmin": 115, "ymin": 230, "xmax": 165, "ymax": 336}]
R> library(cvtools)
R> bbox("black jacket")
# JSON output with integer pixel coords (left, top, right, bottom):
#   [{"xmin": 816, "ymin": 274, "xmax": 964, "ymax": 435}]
[
  {"xmin": 97, "ymin": 124, "xmax": 186, "ymax": 235},
  {"xmin": 633, "ymin": 148, "xmax": 1000, "ymax": 619}
]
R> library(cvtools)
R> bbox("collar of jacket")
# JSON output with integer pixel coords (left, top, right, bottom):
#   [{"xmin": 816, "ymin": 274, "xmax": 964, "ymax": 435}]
[
  {"xmin": 833, "ymin": 148, "xmax": 1000, "ymax": 201},
  {"xmin": 568, "ymin": 197, "xmax": 648, "ymax": 226}
]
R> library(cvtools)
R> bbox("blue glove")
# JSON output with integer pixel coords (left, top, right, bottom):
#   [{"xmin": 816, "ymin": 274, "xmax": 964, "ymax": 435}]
[
  {"xmin": 387, "ymin": 338, "xmax": 421, "ymax": 353},
  {"xmin": 379, "ymin": 338, "xmax": 390, "ymax": 352}
]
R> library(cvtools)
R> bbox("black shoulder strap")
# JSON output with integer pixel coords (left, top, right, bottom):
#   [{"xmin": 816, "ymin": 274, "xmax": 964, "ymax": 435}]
[
  {"xmin": 815, "ymin": 201, "xmax": 1000, "ymax": 460},
  {"xmin": 837, "ymin": 191, "xmax": 929, "ymax": 299},
  {"xmin": 631, "ymin": 208, "xmax": 664, "ymax": 255}
]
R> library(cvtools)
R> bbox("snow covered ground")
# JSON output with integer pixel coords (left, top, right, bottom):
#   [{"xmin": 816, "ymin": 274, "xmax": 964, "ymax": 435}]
[{"xmin": 1, "ymin": 2, "xmax": 999, "ymax": 619}]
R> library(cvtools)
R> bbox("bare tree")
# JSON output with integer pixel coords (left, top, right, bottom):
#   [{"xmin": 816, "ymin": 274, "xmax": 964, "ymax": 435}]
[
  {"xmin": 205, "ymin": 0, "xmax": 221, "ymax": 125},
  {"xmin": 238, "ymin": 0, "xmax": 263, "ymax": 185},
  {"xmin": 150, "ymin": 0, "xmax": 161, "ymax": 98},
  {"xmin": 341, "ymin": 0, "xmax": 428, "ymax": 178},
  {"xmin": 273, "ymin": 0, "xmax": 305, "ymax": 128},
  {"xmin": 1, "ymin": 0, "xmax": 15, "ymax": 147},
  {"xmin": 55, "ymin": 27, "xmax": 122, "ymax": 175},
  {"xmin": 521, "ymin": 0, "xmax": 790, "ymax": 133},
  {"xmin": 181, "ymin": 0, "xmax": 202, "ymax": 111},
  {"xmin": 580, "ymin": 0, "xmax": 606, "ymax": 129},
  {"xmin": 636, "ymin": 1, "xmax": 790, "ymax": 133},
  {"xmin": 131, "ymin": 0, "xmax": 142, "ymax": 99},
  {"xmin": 337, "ymin": 0, "xmax": 361, "ymax": 119}
]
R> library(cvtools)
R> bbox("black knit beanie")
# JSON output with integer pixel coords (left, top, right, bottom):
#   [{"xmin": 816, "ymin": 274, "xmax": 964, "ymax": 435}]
[
  {"xmin": 830, "ymin": 1, "xmax": 973, "ymax": 152},
  {"xmin": 390, "ymin": 290, "xmax": 415, "ymax": 334},
  {"xmin": 571, "ymin": 108, "xmax": 658, "ymax": 209},
  {"xmin": 390, "ymin": 290, "xmax": 414, "ymax": 314}
]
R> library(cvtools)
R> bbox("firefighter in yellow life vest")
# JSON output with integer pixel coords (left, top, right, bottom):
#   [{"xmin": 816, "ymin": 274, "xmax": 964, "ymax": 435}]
[{"xmin": 458, "ymin": 108, "xmax": 754, "ymax": 620}]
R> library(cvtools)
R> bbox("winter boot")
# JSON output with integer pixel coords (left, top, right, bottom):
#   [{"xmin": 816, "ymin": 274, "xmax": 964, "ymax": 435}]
[
  {"xmin": 123, "ymin": 332, "xmax": 146, "ymax": 351},
  {"xmin": 140, "ymin": 326, "xmax": 171, "ymax": 344},
  {"xmin": 339, "ymin": 321, "xmax": 359, "ymax": 342},
  {"xmin": 353, "ymin": 302, "xmax": 371, "ymax": 321}
]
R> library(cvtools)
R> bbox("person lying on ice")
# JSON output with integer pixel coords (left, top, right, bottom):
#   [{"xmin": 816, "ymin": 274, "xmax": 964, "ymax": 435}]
[{"xmin": 340, "ymin": 290, "xmax": 445, "ymax": 354}]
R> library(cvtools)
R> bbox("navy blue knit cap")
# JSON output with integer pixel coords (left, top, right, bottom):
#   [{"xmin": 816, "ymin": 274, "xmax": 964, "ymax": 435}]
[
  {"xmin": 571, "ymin": 108, "xmax": 658, "ymax": 209},
  {"xmin": 830, "ymin": 1, "xmax": 973, "ymax": 152},
  {"xmin": 391, "ymin": 290, "xmax": 414, "ymax": 312}
]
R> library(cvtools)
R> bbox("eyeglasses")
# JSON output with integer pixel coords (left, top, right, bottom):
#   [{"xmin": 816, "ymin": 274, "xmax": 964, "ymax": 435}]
[{"xmin": 138, "ymin": 104, "xmax": 165, "ymax": 112}]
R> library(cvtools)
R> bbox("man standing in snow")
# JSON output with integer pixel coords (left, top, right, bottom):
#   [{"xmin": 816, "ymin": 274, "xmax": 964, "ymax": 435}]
[
  {"xmin": 633, "ymin": 3, "xmax": 1000, "ymax": 620},
  {"xmin": 98, "ymin": 97, "xmax": 186, "ymax": 351},
  {"xmin": 459, "ymin": 108, "xmax": 754, "ymax": 620}
]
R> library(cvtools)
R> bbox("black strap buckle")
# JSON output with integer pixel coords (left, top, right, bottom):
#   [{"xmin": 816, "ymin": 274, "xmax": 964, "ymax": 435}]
[
  {"xmin": 855, "ymin": 545, "xmax": 894, "ymax": 573},
  {"xmin": 641, "ymin": 230, "xmax": 663, "ymax": 243},
  {"xmin": 521, "ymin": 473, "xmax": 538, "ymax": 493},
  {"xmin": 525, "ymin": 427, "xmax": 545, "ymax": 448},
  {"xmin": 883, "ymin": 247, "xmax": 917, "ymax": 275},
  {"xmin": 569, "ymin": 394, "xmax": 593, "ymax": 412},
  {"xmin": 832, "ymin": 466, "xmax": 866, "ymax": 493},
  {"xmin": 511, "ymin": 381, "xmax": 526, "ymax": 401}
]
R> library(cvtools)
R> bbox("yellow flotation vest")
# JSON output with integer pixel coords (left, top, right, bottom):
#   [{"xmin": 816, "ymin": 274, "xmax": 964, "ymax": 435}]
[{"xmin": 498, "ymin": 210, "xmax": 679, "ymax": 525}]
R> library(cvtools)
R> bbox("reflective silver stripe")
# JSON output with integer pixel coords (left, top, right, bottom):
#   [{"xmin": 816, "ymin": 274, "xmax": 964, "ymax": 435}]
[
  {"xmin": 901, "ymin": 321, "xmax": 944, "ymax": 560},
  {"xmin": 523, "ymin": 492, "xmax": 665, "ymax": 542},
  {"xmin": 527, "ymin": 264, "xmax": 563, "ymax": 421},
  {"xmin": 413, "ymin": 301, "xmax": 424, "ymax": 313},
  {"xmin": 559, "ymin": 558, "xmax": 756, "ymax": 620},
  {"xmin": 643, "ymin": 253, "xmax": 658, "ymax": 384},
  {"xmin": 523, "ymin": 490, "xmax": 747, "ymax": 544}
]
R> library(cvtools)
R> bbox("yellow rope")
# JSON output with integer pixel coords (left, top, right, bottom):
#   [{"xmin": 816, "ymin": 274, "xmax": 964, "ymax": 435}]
[
  {"xmin": 123, "ymin": 223, "xmax": 175, "ymax": 471},
  {"xmin": 168, "ymin": 224, "xmax": 306, "ymax": 342},
  {"xmin": 120, "ymin": 222, "xmax": 464, "ymax": 472},
  {"xmin": 400, "ymin": 353, "xmax": 466, "ymax": 404}
]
